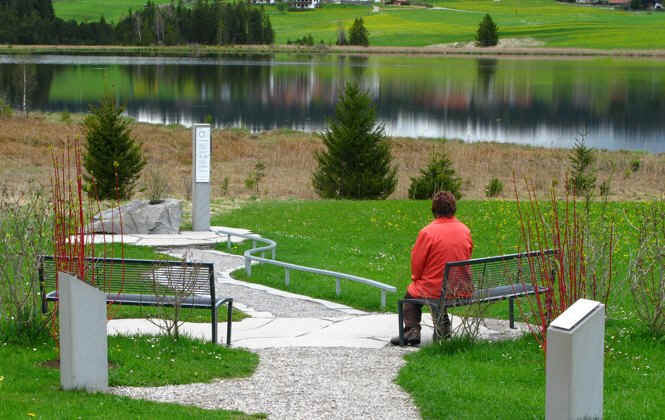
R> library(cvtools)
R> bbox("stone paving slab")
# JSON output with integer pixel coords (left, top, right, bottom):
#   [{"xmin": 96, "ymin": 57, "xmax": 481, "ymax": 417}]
[{"xmin": 78, "ymin": 227, "xmax": 253, "ymax": 247}]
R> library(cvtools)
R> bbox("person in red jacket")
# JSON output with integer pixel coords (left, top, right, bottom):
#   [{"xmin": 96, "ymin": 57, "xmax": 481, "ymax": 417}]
[{"xmin": 391, "ymin": 191, "xmax": 473, "ymax": 346}]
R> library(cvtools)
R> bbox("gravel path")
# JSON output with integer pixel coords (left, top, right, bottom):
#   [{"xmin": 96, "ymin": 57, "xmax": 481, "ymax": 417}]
[
  {"xmin": 166, "ymin": 248, "xmax": 360, "ymax": 318},
  {"xmin": 112, "ymin": 346, "xmax": 419, "ymax": 420},
  {"xmin": 123, "ymin": 247, "xmax": 422, "ymax": 419}
]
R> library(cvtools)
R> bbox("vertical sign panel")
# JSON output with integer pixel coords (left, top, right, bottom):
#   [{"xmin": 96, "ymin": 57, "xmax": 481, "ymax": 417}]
[{"xmin": 195, "ymin": 126, "xmax": 211, "ymax": 183}]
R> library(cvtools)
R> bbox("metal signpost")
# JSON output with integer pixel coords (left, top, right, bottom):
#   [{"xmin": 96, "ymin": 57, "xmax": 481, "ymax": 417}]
[
  {"xmin": 192, "ymin": 124, "xmax": 211, "ymax": 231},
  {"xmin": 546, "ymin": 298, "xmax": 605, "ymax": 420}
]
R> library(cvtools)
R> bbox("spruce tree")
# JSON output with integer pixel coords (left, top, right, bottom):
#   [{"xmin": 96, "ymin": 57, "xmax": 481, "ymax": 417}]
[
  {"xmin": 476, "ymin": 14, "xmax": 499, "ymax": 47},
  {"xmin": 83, "ymin": 95, "xmax": 146, "ymax": 200},
  {"xmin": 568, "ymin": 136, "xmax": 596, "ymax": 197},
  {"xmin": 408, "ymin": 151, "xmax": 462, "ymax": 200},
  {"xmin": 313, "ymin": 83, "xmax": 397, "ymax": 199},
  {"xmin": 348, "ymin": 17, "xmax": 369, "ymax": 46}
]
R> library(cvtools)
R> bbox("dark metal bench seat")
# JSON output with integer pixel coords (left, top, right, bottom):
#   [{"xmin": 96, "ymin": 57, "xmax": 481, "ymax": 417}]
[
  {"xmin": 397, "ymin": 249, "xmax": 557, "ymax": 345},
  {"xmin": 39, "ymin": 255, "xmax": 233, "ymax": 346}
]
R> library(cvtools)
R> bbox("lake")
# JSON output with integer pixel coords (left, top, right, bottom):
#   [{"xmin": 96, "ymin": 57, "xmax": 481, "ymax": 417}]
[{"xmin": 1, "ymin": 54, "xmax": 664, "ymax": 152}]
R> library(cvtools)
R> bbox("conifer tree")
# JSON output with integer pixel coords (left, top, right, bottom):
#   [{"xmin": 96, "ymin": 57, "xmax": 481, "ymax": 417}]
[
  {"xmin": 348, "ymin": 17, "xmax": 369, "ymax": 46},
  {"xmin": 408, "ymin": 151, "xmax": 462, "ymax": 200},
  {"xmin": 568, "ymin": 136, "xmax": 596, "ymax": 198},
  {"xmin": 476, "ymin": 14, "xmax": 499, "ymax": 47},
  {"xmin": 313, "ymin": 83, "xmax": 397, "ymax": 199},
  {"xmin": 83, "ymin": 95, "xmax": 146, "ymax": 200}
]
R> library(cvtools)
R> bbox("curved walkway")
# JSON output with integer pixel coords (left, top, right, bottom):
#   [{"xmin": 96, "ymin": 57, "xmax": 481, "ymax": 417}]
[{"xmin": 106, "ymin": 229, "xmax": 529, "ymax": 419}]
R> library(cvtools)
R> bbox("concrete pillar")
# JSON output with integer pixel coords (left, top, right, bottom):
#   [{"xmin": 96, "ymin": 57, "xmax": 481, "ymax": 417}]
[
  {"xmin": 192, "ymin": 124, "xmax": 211, "ymax": 231},
  {"xmin": 58, "ymin": 272, "xmax": 108, "ymax": 392},
  {"xmin": 546, "ymin": 298, "xmax": 605, "ymax": 420}
]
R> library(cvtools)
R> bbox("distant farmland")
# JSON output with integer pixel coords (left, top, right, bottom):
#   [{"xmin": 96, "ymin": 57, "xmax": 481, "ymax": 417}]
[
  {"xmin": 53, "ymin": 0, "xmax": 173, "ymax": 23},
  {"xmin": 52, "ymin": 0, "xmax": 665, "ymax": 49}
]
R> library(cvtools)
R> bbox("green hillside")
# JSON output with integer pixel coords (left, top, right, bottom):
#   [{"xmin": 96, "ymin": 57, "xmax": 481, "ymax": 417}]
[
  {"xmin": 53, "ymin": 0, "xmax": 173, "ymax": 23},
  {"xmin": 52, "ymin": 0, "xmax": 665, "ymax": 48},
  {"xmin": 267, "ymin": 1, "xmax": 665, "ymax": 48}
]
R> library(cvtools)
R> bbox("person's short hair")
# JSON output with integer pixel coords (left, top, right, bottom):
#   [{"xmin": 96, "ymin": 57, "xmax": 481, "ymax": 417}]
[{"xmin": 432, "ymin": 191, "xmax": 456, "ymax": 217}]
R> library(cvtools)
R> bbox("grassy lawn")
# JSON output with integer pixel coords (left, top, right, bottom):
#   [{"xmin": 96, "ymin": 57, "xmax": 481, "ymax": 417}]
[
  {"xmin": 211, "ymin": 198, "xmax": 663, "ymax": 418},
  {"xmin": 53, "ymin": 0, "xmax": 173, "ymax": 23},
  {"xmin": 0, "ymin": 335, "xmax": 262, "ymax": 419},
  {"xmin": 213, "ymin": 199, "xmax": 638, "ymax": 314},
  {"xmin": 397, "ymin": 320, "xmax": 665, "ymax": 419}
]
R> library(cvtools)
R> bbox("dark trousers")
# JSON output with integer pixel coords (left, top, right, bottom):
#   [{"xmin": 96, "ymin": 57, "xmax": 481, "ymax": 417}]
[{"xmin": 403, "ymin": 292, "xmax": 451, "ymax": 339}]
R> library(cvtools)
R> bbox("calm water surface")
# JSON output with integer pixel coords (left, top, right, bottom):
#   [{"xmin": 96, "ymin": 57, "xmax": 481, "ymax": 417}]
[{"xmin": 1, "ymin": 54, "xmax": 664, "ymax": 152}]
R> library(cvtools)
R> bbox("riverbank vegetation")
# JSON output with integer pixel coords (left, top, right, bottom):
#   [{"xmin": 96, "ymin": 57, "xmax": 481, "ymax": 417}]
[{"xmin": 1, "ymin": 113, "xmax": 662, "ymax": 202}]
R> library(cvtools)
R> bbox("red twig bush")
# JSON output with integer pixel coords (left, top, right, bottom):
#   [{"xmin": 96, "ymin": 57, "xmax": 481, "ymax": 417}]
[{"xmin": 514, "ymin": 175, "xmax": 615, "ymax": 353}]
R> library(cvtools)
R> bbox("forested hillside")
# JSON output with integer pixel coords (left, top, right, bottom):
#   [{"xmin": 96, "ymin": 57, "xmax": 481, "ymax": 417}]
[{"xmin": 0, "ymin": 0, "xmax": 274, "ymax": 45}]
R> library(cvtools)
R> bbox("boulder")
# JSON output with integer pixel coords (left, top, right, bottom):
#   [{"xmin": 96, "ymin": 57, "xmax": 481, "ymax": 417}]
[{"xmin": 87, "ymin": 199, "xmax": 182, "ymax": 234}]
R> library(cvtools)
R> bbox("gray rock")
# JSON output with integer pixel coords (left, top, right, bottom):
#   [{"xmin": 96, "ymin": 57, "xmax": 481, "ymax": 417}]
[{"xmin": 87, "ymin": 199, "xmax": 182, "ymax": 234}]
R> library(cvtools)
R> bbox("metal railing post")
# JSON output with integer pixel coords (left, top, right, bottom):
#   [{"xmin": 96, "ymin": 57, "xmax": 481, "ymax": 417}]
[
  {"xmin": 245, "ymin": 257, "xmax": 251, "ymax": 276},
  {"xmin": 227, "ymin": 234, "xmax": 232, "ymax": 249},
  {"xmin": 285, "ymin": 268, "xmax": 290, "ymax": 287},
  {"xmin": 336, "ymin": 278, "xmax": 341, "ymax": 296},
  {"xmin": 381, "ymin": 290, "xmax": 386, "ymax": 309}
]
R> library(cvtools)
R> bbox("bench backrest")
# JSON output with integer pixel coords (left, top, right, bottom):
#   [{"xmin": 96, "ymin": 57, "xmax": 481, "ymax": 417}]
[
  {"xmin": 442, "ymin": 249, "xmax": 558, "ymax": 298},
  {"xmin": 39, "ymin": 256, "xmax": 215, "ymax": 300}
]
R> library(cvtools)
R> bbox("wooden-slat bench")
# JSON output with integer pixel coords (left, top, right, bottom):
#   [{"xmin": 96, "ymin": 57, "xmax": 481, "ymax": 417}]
[
  {"xmin": 39, "ymin": 255, "xmax": 233, "ymax": 346},
  {"xmin": 397, "ymin": 249, "xmax": 557, "ymax": 346}
]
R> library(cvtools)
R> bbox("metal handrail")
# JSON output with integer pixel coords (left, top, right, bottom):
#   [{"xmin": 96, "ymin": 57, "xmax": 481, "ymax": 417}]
[{"xmin": 211, "ymin": 228, "xmax": 396, "ymax": 308}]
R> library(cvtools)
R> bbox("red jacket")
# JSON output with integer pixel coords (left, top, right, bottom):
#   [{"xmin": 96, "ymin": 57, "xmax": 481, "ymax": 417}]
[{"xmin": 407, "ymin": 216, "xmax": 473, "ymax": 299}]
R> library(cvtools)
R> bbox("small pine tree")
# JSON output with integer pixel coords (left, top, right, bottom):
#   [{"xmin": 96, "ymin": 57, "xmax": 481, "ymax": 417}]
[
  {"xmin": 348, "ymin": 17, "xmax": 369, "ymax": 46},
  {"xmin": 476, "ymin": 14, "xmax": 499, "ymax": 47},
  {"xmin": 485, "ymin": 177, "xmax": 504, "ymax": 198},
  {"xmin": 568, "ymin": 136, "xmax": 596, "ymax": 198},
  {"xmin": 408, "ymin": 151, "xmax": 462, "ymax": 200},
  {"xmin": 313, "ymin": 83, "xmax": 397, "ymax": 199},
  {"xmin": 83, "ymin": 95, "xmax": 146, "ymax": 200}
]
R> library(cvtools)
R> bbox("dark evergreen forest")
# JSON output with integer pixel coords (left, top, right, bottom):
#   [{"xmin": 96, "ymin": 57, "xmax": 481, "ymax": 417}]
[{"xmin": 0, "ymin": 0, "xmax": 274, "ymax": 45}]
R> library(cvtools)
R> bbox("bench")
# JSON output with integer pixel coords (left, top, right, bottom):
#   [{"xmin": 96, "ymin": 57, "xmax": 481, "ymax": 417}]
[
  {"xmin": 39, "ymin": 255, "xmax": 233, "ymax": 346},
  {"xmin": 397, "ymin": 249, "xmax": 557, "ymax": 346}
]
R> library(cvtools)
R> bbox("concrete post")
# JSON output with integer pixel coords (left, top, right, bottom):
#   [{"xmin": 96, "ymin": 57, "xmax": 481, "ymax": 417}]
[
  {"xmin": 192, "ymin": 124, "xmax": 211, "ymax": 231},
  {"xmin": 546, "ymin": 298, "xmax": 605, "ymax": 420},
  {"xmin": 58, "ymin": 272, "xmax": 108, "ymax": 392}
]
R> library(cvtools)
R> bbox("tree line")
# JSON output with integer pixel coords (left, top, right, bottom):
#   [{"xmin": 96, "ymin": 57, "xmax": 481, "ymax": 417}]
[{"xmin": 0, "ymin": 0, "xmax": 274, "ymax": 45}]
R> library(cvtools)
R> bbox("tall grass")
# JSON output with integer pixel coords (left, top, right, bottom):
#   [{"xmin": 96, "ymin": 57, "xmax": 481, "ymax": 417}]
[{"xmin": 3, "ymin": 115, "xmax": 663, "ymax": 202}]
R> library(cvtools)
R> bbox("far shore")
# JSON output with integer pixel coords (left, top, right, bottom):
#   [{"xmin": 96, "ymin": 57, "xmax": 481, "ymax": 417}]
[{"xmin": 2, "ymin": 44, "xmax": 665, "ymax": 59}]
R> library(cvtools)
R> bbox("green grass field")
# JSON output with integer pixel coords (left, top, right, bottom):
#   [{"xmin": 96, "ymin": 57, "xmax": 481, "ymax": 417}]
[
  {"xmin": 273, "ymin": 2, "xmax": 665, "ymax": 48},
  {"xmin": 267, "ymin": 2, "xmax": 665, "ymax": 48},
  {"xmin": 0, "ymin": 335, "xmax": 262, "ymax": 419},
  {"xmin": 213, "ymin": 199, "xmax": 638, "ymax": 313},
  {"xmin": 52, "ymin": 0, "xmax": 665, "ymax": 49},
  {"xmin": 53, "ymin": 0, "xmax": 173, "ymax": 23},
  {"xmin": 211, "ymin": 198, "xmax": 663, "ymax": 418}
]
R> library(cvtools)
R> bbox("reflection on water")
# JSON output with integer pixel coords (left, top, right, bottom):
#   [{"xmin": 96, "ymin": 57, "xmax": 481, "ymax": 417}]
[{"xmin": 0, "ymin": 54, "xmax": 664, "ymax": 152}]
